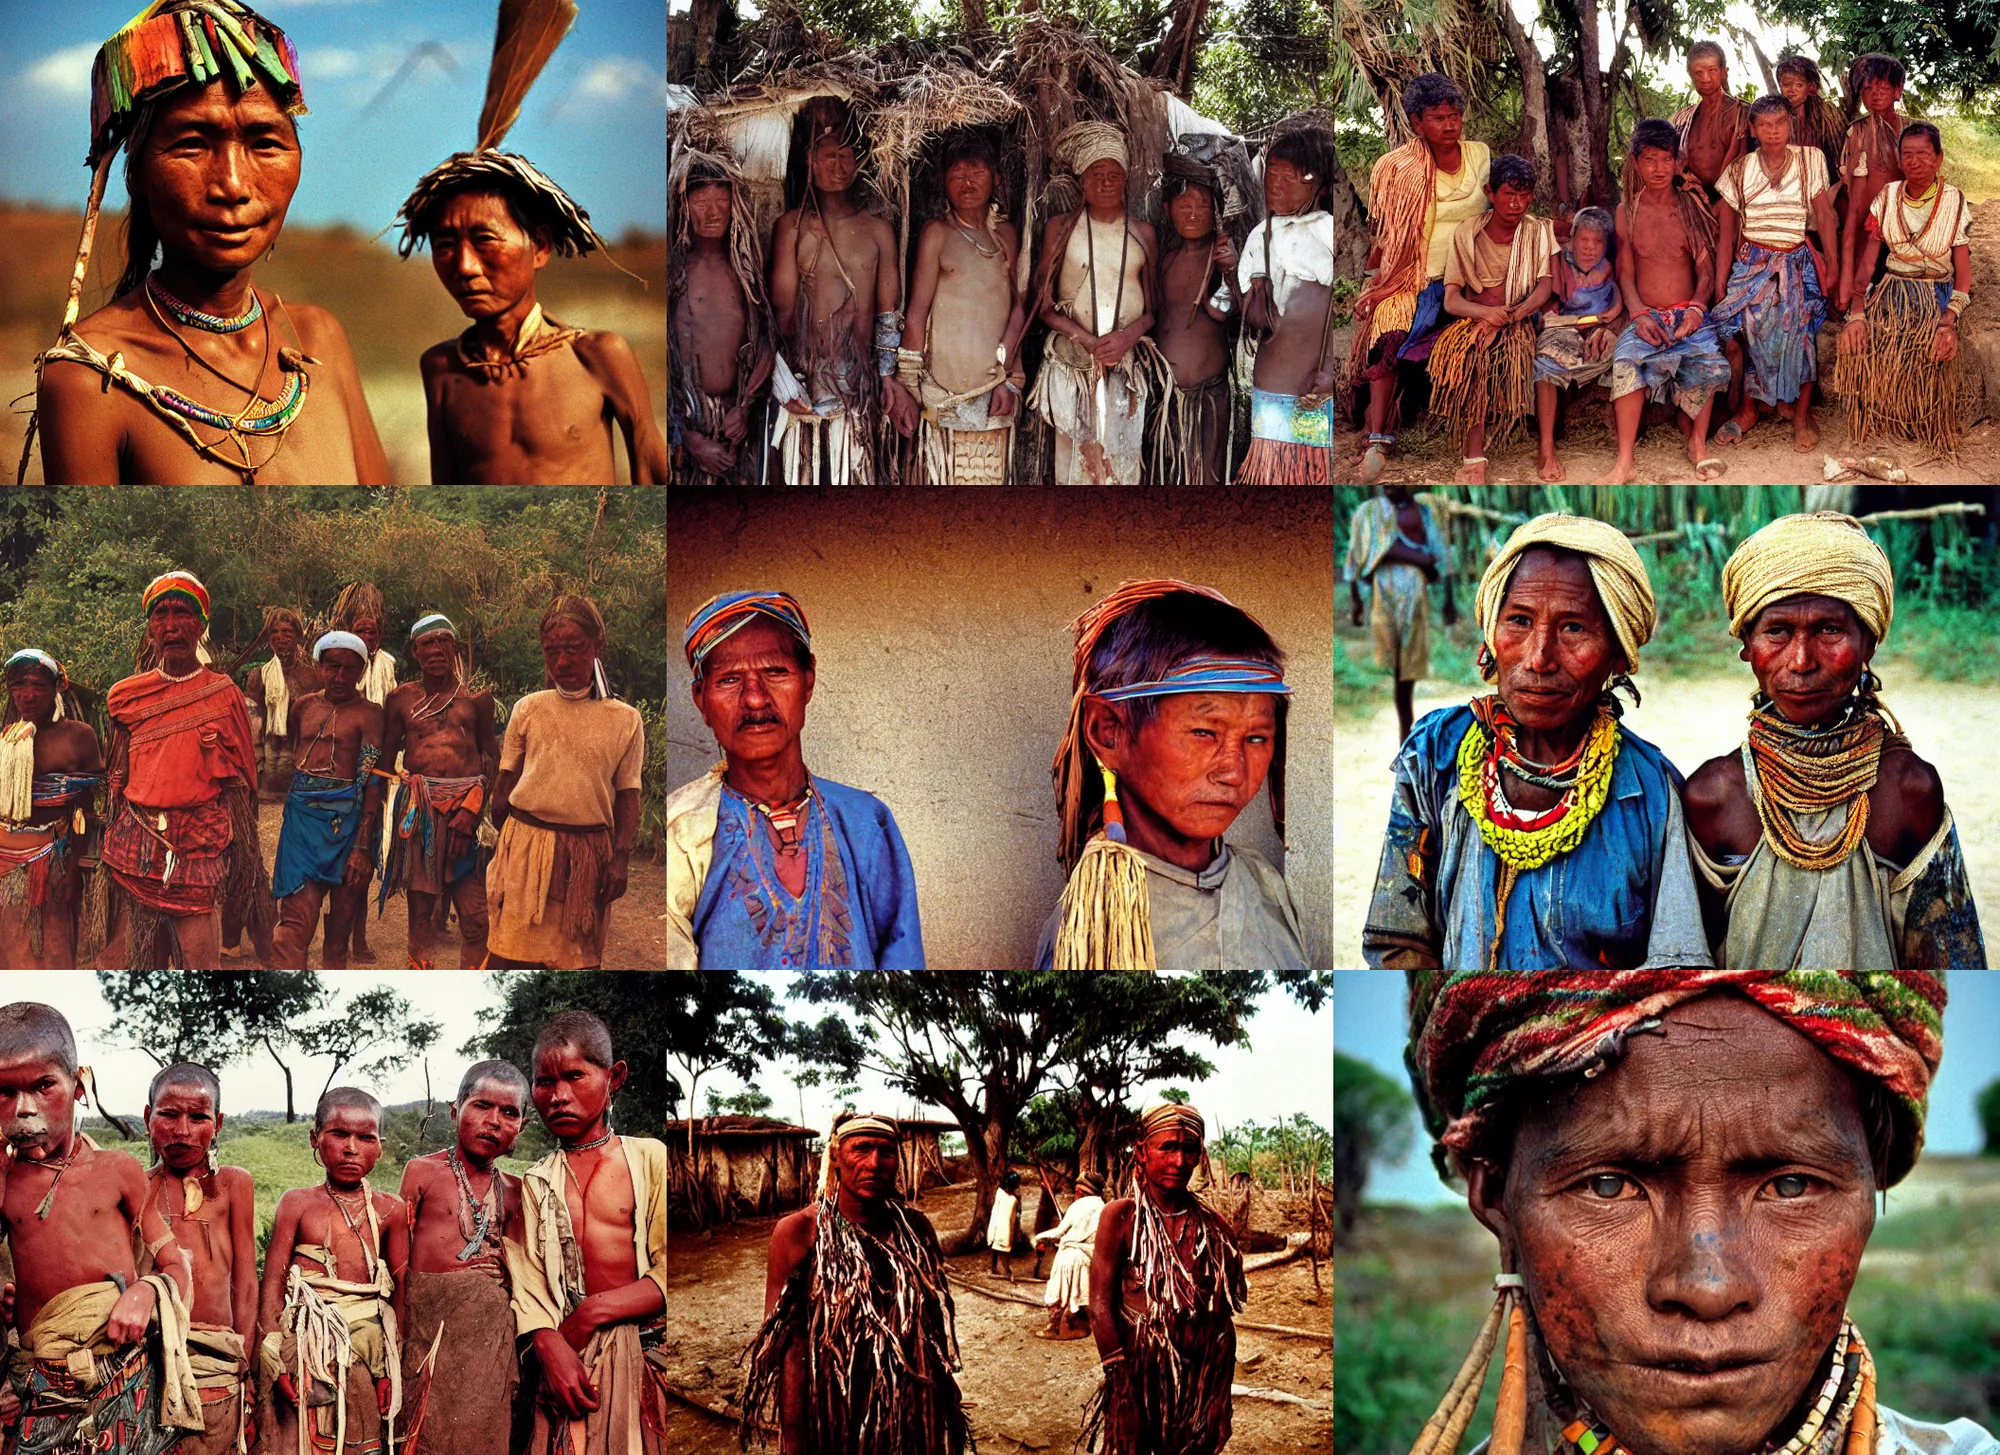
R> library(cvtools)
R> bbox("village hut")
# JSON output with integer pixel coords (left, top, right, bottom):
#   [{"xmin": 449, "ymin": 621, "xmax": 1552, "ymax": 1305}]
[{"xmin": 666, "ymin": 1116, "xmax": 816, "ymax": 1228}]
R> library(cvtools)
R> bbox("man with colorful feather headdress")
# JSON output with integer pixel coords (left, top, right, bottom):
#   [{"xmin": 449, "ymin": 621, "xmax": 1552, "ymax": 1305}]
[{"xmin": 399, "ymin": 0, "xmax": 667, "ymax": 485}]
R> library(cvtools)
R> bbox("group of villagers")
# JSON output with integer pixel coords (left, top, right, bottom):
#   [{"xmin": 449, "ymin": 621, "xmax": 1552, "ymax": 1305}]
[
  {"xmin": 669, "ymin": 94, "xmax": 1339, "ymax": 485},
  {"xmin": 1360, "ymin": 506, "xmax": 1986, "ymax": 970},
  {"xmin": 0, "ymin": 570, "xmax": 645, "ymax": 971},
  {"xmin": 1351, "ymin": 47, "xmax": 1973, "ymax": 484},
  {"xmin": 667, "ymin": 580, "xmax": 1308, "ymax": 970},
  {"xmin": 741, "ymin": 1099, "xmax": 1243, "ymax": 1455},
  {"xmin": 0, "ymin": 1000, "xmax": 667, "ymax": 1455},
  {"xmin": 23, "ymin": 0, "xmax": 665, "ymax": 485}
]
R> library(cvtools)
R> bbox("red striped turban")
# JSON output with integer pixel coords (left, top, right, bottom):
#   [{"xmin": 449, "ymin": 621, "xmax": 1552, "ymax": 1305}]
[
  {"xmin": 1407, "ymin": 971, "xmax": 1947, "ymax": 1187},
  {"xmin": 142, "ymin": 570, "xmax": 210, "ymax": 625}
]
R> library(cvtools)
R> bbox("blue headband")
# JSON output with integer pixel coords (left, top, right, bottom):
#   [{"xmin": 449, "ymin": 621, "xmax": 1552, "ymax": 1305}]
[{"xmin": 1092, "ymin": 655, "xmax": 1290, "ymax": 703}]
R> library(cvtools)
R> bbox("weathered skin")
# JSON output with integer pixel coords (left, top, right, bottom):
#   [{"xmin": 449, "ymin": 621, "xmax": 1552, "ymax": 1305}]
[{"xmin": 1467, "ymin": 994, "xmax": 1878, "ymax": 1455}]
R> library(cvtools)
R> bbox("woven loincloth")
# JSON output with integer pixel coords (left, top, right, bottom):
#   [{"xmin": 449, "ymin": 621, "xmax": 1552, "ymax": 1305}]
[
  {"xmin": 272, "ymin": 773, "xmax": 366, "ymax": 901},
  {"xmin": 1427, "ymin": 317, "xmax": 1538, "ymax": 451},
  {"xmin": 104, "ymin": 797, "xmax": 231, "ymax": 915},
  {"xmin": 1150, "ymin": 370, "xmax": 1230, "ymax": 485}
]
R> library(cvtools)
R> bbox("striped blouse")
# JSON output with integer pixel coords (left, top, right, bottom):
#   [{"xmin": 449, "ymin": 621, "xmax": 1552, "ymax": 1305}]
[{"xmin": 1716, "ymin": 146, "xmax": 1829, "ymax": 249}]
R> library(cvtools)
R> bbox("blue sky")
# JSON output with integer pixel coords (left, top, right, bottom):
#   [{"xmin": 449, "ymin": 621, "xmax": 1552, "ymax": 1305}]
[
  {"xmin": 0, "ymin": 0, "xmax": 666, "ymax": 236},
  {"xmin": 1335, "ymin": 970, "xmax": 2000, "ymax": 1207}
]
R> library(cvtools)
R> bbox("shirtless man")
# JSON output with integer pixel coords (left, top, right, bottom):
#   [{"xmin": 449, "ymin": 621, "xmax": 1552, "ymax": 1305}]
[
  {"xmin": 259, "ymin": 1089, "xmax": 407, "ymax": 1455},
  {"xmin": 409, "ymin": 172, "xmax": 667, "ymax": 485},
  {"xmin": 143, "ymin": 1063, "xmax": 258, "ymax": 1455},
  {"xmin": 379, "ymin": 616, "xmax": 498, "ymax": 969},
  {"xmin": 1673, "ymin": 41, "xmax": 1750, "ymax": 201},
  {"xmin": 672, "ymin": 169, "xmax": 773, "ymax": 484},
  {"xmin": 1838, "ymin": 54, "xmax": 1909, "ymax": 314},
  {"xmin": 770, "ymin": 101, "xmax": 918, "ymax": 486},
  {"xmin": 1598, "ymin": 118, "xmax": 1732, "ymax": 484},
  {"xmin": 1238, "ymin": 128, "xmax": 1336, "ymax": 484},
  {"xmin": 0, "ymin": 651, "xmax": 102, "ymax": 970},
  {"xmin": 396, "ymin": 1060, "xmax": 527, "ymax": 1455},
  {"xmin": 32, "ymin": 1, "xmax": 388, "ymax": 485},
  {"xmin": 512, "ymin": 1011, "xmax": 668, "ymax": 1454},
  {"xmin": 1152, "ymin": 158, "xmax": 1240, "ymax": 485},
  {"xmin": 270, "ymin": 635, "xmax": 383, "ymax": 971},
  {"xmin": 244, "ymin": 608, "xmax": 321, "ymax": 802},
  {"xmin": 0, "ymin": 1002, "xmax": 198, "ymax": 1455},
  {"xmin": 1032, "ymin": 122, "xmax": 1158, "ymax": 484},
  {"xmin": 335, "ymin": 584, "xmax": 394, "ymax": 965},
  {"xmin": 898, "ymin": 134, "xmax": 1027, "ymax": 484}
]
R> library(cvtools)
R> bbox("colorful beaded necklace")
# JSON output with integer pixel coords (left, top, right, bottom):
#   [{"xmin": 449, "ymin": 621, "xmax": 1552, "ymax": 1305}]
[
  {"xmin": 146, "ymin": 274, "xmax": 264, "ymax": 333},
  {"xmin": 1744, "ymin": 691, "xmax": 1906, "ymax": 871},
  {"xmin": 1457, "ymin": 696, "xmax": 1620, "ymax": 871},
  {"xmin": 753, "ymin": 787, "xmax": 814, "ymax": 857}
]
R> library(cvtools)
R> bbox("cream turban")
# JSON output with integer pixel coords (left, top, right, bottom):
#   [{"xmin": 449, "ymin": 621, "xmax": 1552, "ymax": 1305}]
[
  {"xmin": 1474, "ymin": 514, "xmax": 1658, "ymax": 679},
  {"xmin": 817, "ymin": 1112, "xmax": 898, "ymax": 1196},
  {"xmin": 1139, "ymin": 1100, "xmax": 1205, "ymax": 1141},
  {"xmin": 1057, "ymin": 121, "xmax": 1129, "ymax": 176},
  {"xmin": 1722, "ymin": 511, "xmax": 1895, "ymax": 643}
]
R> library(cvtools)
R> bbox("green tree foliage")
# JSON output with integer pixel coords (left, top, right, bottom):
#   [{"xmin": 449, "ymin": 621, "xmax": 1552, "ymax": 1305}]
[
  {"xmin": 472, "ymin": 971, "xmax": 687, "ymax": 1142},
  {"xmin": 1980, "ymin": 1077, "xmax": 2000, "ymax": 1155},
  {"xmin": 706, "ymin": 1083, "xmax": 777, "ymax": 1116},
  {"xmin": 1334, "ymin": 1050, "xmax": 1415, "ymax": 1234},
  {"xmin": 1762, "ymin": 0, "xmax": 2000, "ymax": 109}
]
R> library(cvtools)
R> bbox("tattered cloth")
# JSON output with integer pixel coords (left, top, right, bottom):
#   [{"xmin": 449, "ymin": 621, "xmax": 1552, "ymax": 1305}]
[
  {"xmin": 9, "ymin": 1275, "xmax": 204, "ymax": 1455},
  {"xmin": 181, "ymin": 1326, "xmax": 250, "ymax": 1455},
  {"xmin": 260, "ymin": 1248, "xmax": 402, "ymax": 1455},
  {"xmin": 399, "ymin": 1268, "xmax": 516, "ymax": 1455},
  {"xmin": 1475, "ymin": 514, "xmax": 1658, "ymax": 678},
  {"xmin": 1722, "ymin": 511, "xmax": 1895, "ymax": 641},
  {"xmin": 485, "ymin": 815, "xmax": 613, "ymax": 970},
  {"xmin": 379, "ymin": 775, "xmax": 484, "ymax": 907},
  {"xmin": 396, "ymin": 151, "xmax": 605, "ymax": 259},
  {"xmin": 1405, "ymin": 970, "xmax": 1947, "ymax": 1184}
]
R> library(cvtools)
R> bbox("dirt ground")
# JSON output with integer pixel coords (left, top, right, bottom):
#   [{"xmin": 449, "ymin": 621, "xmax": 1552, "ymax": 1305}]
[
  {"xmin": 211, "ymin": 796, "xmax": 665, "ymax": 970},
  {"xmin": 665, "ymin": 1182, "xmax": 1333, "ymax": 1455},
  {"xmin": 1332, "ymin": 668, "xmax": 2000, "ymax": 967}
]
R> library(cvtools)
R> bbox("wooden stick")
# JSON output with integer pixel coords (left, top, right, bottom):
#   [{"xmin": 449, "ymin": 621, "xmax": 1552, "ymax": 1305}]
[
  {"xmin": 1418, "ymin": 496, "xmax": 1528, "ymax": 525},
  {"xmin": 1855, "ymin": 502, "xmax": 1987, "ymax": 524},
  {"xmin": 1236, "ymin": 1319, "xmax": 1332, "ymax": 1343},
  {"xmin": 1230, "ymin": 1385, "xmax": 1331, "ymax": 1413}
]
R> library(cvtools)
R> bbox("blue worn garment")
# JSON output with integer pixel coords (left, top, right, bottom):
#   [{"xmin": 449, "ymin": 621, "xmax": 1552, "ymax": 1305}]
[
  {"xmin": 1392, "ymin": 278, "xmax": 1448, "ymax": 364},
  {"xmin": 1361, "ymin": 704, "xmax": 1713, "ymax": 970},
  {"xmin": 693, "ymin": 775, "xmax": 924, "ymax": 969},
  {"xmin": 1710, "ymin": 240, "xmax": 1827, "ymax": 406},
  {"xmin": 272, "ymin": 771, "xmax": 365, "ymax": 901}
]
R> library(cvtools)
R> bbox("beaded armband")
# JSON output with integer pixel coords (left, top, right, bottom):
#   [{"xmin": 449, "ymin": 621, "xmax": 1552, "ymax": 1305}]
[{"xmin": 1948, "ymin": 290, "xmax": 1972, "ymax": 319}]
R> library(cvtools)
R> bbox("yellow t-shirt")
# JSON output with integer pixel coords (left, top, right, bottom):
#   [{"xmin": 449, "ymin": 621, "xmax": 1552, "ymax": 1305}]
[
  {"xmin": 1424, "ymin": 140, "xmax": 1492, "ymax": 281},
  {"xmin": 500, "ymin": 691, "xmax": 646, "ymax": 829}
]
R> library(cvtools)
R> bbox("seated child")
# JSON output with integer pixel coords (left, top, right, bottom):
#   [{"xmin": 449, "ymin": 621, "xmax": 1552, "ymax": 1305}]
[{"xmin": 1532, "ymin": 206, "xmax": 1623, "ymax": 482}]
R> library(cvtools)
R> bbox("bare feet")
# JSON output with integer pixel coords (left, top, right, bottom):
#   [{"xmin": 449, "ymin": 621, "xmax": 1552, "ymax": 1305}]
[
  {"xmin": 1593, "ymin": 457, "xmax": 1639, "ymax": 484},
  {"xmin": 1452, "ymin": 457, "xmax": 1488, "ymax": 484},
  {"xmin": 1792, "ymin": 413, "xmax": 1819, "ymax": 452},
  {"xmin": 1538, "ymin": 451, "xmax": 1566, "ymax": 482}
]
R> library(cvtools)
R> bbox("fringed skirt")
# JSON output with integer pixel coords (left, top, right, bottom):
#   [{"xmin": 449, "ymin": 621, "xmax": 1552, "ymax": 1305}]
[
  {"xmin": 1832, "ymin": 276, "xmax": 1963, "ymax": 453},
  {"xmin": 1427, "ymin": 317, "xmax": 1537, "ymax": 451}
]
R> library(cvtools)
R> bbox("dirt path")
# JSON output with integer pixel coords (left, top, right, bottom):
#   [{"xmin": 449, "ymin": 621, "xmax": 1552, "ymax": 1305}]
[
  {"xmin": 666, "ymin": 1186, "xmax": 1332, "ymax": 1454},
  {"xmin": 1333, "ymin": 674, "xmax": 2000, "ymax": 967},
  {"xmin": 220, "ymin": 798, "xmax": 665, "ymax": 969}
]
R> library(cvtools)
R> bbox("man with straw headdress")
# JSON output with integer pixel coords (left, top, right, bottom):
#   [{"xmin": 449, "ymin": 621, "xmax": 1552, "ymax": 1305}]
[
  {"xmin": 487, "ymin": 594, "xmax": 643, "ymax": 969},
  {"xmin": 378, "ymin": 615, "xmax": 498, "ymax": 970},
  {"xmin": 671, "ymin": 117, "xmax": 774, "ymax": 485},
  {"xmin": 1083, "ymin": 1100, "xmax": 1243, "ymax": 1455},
  {"xmin": 1036, "ymin": 580, "xmax": 1305, "ymax": 971},
  {"xmin": 244, "ymin": 607, "xmax": 321, "ymax": 801},
  {"xmin": 1031, "ymin": 120, "xmax": 1167, "ymax": 484},
  {"xmin": 899, "ymin": 132, "xmax": 1028, "ymax": 485},
  {"xmin": 1362, "ymin": 516, "xmax": 1711, "ymax": 971},
  {"xmin": 1833, "ymin": 123, "xmax": 1973, "ymax": 455},
  {"xmin": 671, "ymin": 590, "xmax": 924, "ymax": 970},
  {"xmin": 1400, "ymin": 972, "xmax": 1995, "ymax": 1455},
  {"xmin": 1151, "ymin": 149, "xmax": 1241, "ymax": 486},
  {"xmin": 769, "ymin": 96, "xmax": 917, "ymax": 487},
  {"xmin": 0, "ymin": 650, "xmax": 103, "ymax": 971},
  {"xmin": 26, "ymin": 0, "xmax": 389, "ymax": 484},
  {"xmin": 1684, "ymin": 512, "xmax": 1985, "ymax": 968},
  {"xmin": 101, "ymin": 571, "xmax": 277, "ymax": 970},
  {"xmin": 1237, "ymin": 124, "xmax": 1335, "ymax": 485},
  {"xmin": 400, "ymin": 0, "xmax": 664, "ymax": 486},
  {"xmin": 742, "ymin": 1110, "xmax": 967, "ymax": 1455}
]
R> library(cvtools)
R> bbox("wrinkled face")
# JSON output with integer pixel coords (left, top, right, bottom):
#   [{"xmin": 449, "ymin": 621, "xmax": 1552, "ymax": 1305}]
[
  {"xmin": 1414, "ymin": 102, "xmax": 1463, "ymax": 149},
  {"xmin": 945, "ymin": 158, "xmax": 995, "ymax": 217},
  {"xmin": 1472, "ymin": 995, "xmax": 1876, "ymax": 1455},
  {"xmin": 1861, "ymin": 76, "xmax": 1901, "ymax": 115},
  {"xmin": 1752, "ymin": 109, "xmax": 1793, "ymax": 152},
  {"xmin": 531, "ymin": 1041, "xmax": 621, "ymax": 1139},
  {"xmin": 149, "ymin": 597, "xmax": 205, "ymax": 666},
  {"xmin": 269, "ymin": 618, "xmax": 298, "ymax": 656},
  {"xmin": 1169, "ymin": 183, "xmax": 1216, "ymax": 240},
  {"xmin": 351, "ymin": 616, "xmax": 384, "ymax": 657},
  {"xmin": 810, "ymin": 135, "xmax": 858, "ymax": 193},
  {"xmin": 147, "ymin": 1082, "xmax": 220, "ymax": 1175},
  {"xmin": 686, "ymin": 180, "xmax": 732, "ymax": 241},
  {"xmin": 1138, "ymin": 1126, "xmax": 1203, "ymax": 1193},
  {"xmin": 1637, "ymin": 144, "xmax": 1678, "ymax": 190},
  {"xmin": 1492, "ymin": 549, "xmax": 1618, "ymax": 734},
  {"xmin": 0, "ymin": 1052, "xmax": 80, "ymax": 1159},
  {"xmin": 1778, "ymin": 73, "xmax": 1810, "ymax": 107},
  {"xmin": 693, "ymin": 619, "xmax": 813, "ymax": 766},
  {"xmin": 453, "ymin": 1076, "xmax": 525, "ymax": 1162},
  {"xmin": 835, "ymin": 1133, "xmax": 897, "ymax": 1203},
  {"xmin": 317, "ymin": 647, "xmax": 365, "ymax": 702},
  {"xmin": 1742, "ymin": 594, "xmax": 1874, "ymax": 726},
  {"xmin": 410, "ymin": 631, "xmax": 457, "ymax": 680},
  {"xmin": 428, "ymin": 190, "xmax": 550, "ymax": 322},
  {"xmin": 5, "ymin": 665, "xmax": 58, "ymax": 724},
  {"xmin": 1899, "ymin": 135, "xmax": 1941, "ymax": 193},
  {"xmin": 312, "ymin": 1104, "xmax": 382, "ymax": 1184},
  {"xmin": 541, "ymin": 619, "xmax": 600, "ymax": 694},
  {"xmin": 1097, "ymin": 692, "xmax": 1277, "ymax": 844},
  {"xmin": 1264, "ymin": 157, "xmax": 1317, "ymax": 218},
  {"xmin": 1489, "ymin": 180, "xmax": 1533, "ymax": 225},
  {"xmin": 1082, "ymin": 158, "xmax": 1127, "ymax": 212},
  {"xmin": 135, "ymin": 80, "xmax": 300, "ymax": 274},
  {"xmin": 1569, "ymin": 224, "xmax": 1608, "ymax": 272},
  {"xmin": 1688, "ymin": 55, "xmax": 1726, "ymax": 97}
]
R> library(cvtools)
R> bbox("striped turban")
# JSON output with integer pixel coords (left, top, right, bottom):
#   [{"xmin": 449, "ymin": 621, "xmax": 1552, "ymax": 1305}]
[
  {"xmin": 1139, "ymin": 1100, "xmax": 1205, "ymax": 1142},
  {"xmin": 684, "ymin": 590, "xmax": 811, "ymax": 679},
  {"xmin": 1475, "ymin": 515, "xmax": 1656, "ymax": 679},
  {"xmin": 3, "ymin": 650, "xmax": 66, "ymax": 691},
  {"xmin": 409, "ymin": 613, "xmax": 455, "ymax": 643},
  {"xmin": 1723, "ymin": 511, "xmax": 1895, "ymax": 643},
  {"xmin": 143, "ymin": 571, "xmax": 210, "ymax": 625},
  {"xmin": 1407, "ymin": 971, "xmax": 1948, "ymax": 1187}
]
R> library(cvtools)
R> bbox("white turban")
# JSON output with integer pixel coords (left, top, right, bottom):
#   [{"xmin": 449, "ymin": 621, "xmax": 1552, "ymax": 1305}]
[
  {"xmin": 1474, "ymin": 513, "xmax": 1658, "ymax": 678},
  {"xmin": 1057, "ymin": 121, "xmax": 1129, "ymax": 176},
  {"xmin": 313, "ymin": 630, "xmax": 369, "ymax": 663},
  {"xmin": 1722, "ymin": 511, "xmax": 1895, "ymax": 643}
]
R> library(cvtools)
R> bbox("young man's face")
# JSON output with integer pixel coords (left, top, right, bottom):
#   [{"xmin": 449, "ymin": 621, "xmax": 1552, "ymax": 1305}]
[
  {"xmin": 809, "ymin": 136, "xmax": 858, "ymax": 194},
  {"xmin": 531, "ymin": 1040, "xmax": 624, "ymax": 1140},
  {"xmin": 834, "ymin": 1133, "xmax": 897, "ymax": 1203},
  {"xmin": 693, "ymin": 620, "xmax": 813, "ymax": 767},
  {"xmin": 1469, "ymin": 994, "xmax": 1877, "ymax": 1455},
  {"xmin": 1082, "ymin": 158, "xmax": 1127, "ymax": 213},
  {"xmin": 0, "ymin": 1052, "xmax": 80, "ymax": 1160},
  {"xmin": 318, "ymin": 647, "xmax": 365, "ymax": 703},
  {"xmin": 1109, "ymin": 692, "xmax": 1277, "ymax": 844},
  {"xmin": 269, "ymin": 618, "xmax": 298, "ymax": 656},
  {"xmin": 313, "ymin": 1105, "xmax": 383, "ymax": 1185},
  {"xmin": 686, "ymin": 181, "xmax": 732, "ymax": 241},
  {"xmin": 1861, "ymin": 76, "xmax": 1902, "ymax": 115},
  {"xmin": 944, "ymin": 158, "xmax": 996, "ymax": 218},
  {"xmin": 135, "ymin": 81, "xmax": 300, "ymax": 276},
  {"xmin": 454, "ymin": 1076, "xmax": 526, "ymax": 1163},
  {"xmin": 1137, "ymin": 1127, "xmax": 1202, "ymax": 1193},
  {"xmin": 351, "ymin": 616, "xmax": 384, "ymax": 657},
  {"xmin": 1263, "ymin": 158, "xmax": 1316, "ymax": 218},
  {"xmin": 1688, "ymin": 54, "xmax": 1726, "ymax": 97},
  {"xmin": 410, "ymin": 632, "xmax": 456, "ymax": 681},
  {"xmin": 1413, "ymin": 102, "xmax": 1463, "ymax": 150},
  {"xmin": 1636, "ymin": 144, "xmax": 1678, "ymax": 190},
  {"xmin": 1741, "ymin": 594, "xmax": 1874, "ymax": 727},
  {"xmin": 1751, "ymin": 109, "xmax": 1792, "ymax": 153},
  {"xmin": 4, "ymin": 666, "xmax": 58, "ymax": 726},
  {"xmin": 147, "ymin": 1083, "xmax": 221, "ymax": 1176},
  {"xmin": 1169, "ymin": 184, "xmax": 1216, "ymax": 240},
  {"xmin": 1489, "ymin": 179, "xmax": 1534, "ymax": 226},
  {"xmin": 541, "ymin": 619, "xmax": 600, "ymax": 695},
  {"xmin": 429, "ymin": 190, "xmax": 551, "ymax": 322}
]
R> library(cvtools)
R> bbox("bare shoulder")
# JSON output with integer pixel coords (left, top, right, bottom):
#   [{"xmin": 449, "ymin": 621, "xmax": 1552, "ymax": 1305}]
[
  {"xmin": 217, "ymin": 1166, "xmax": 255, "ymax": 1199},
  {"xmin": 571, "ymin": 328, "xmax": 641, "ymax": 374},
  {"xmin": 771, "ymin": 1206, "xmax": 816, "ymax": 1262},
  {"xmin": 1099, "ymin": 1196, "xmax": 1136, "ymax": 1230},
  {"xmin": 43, "ymin": 719, "xmax": 101, "ymax": 761},
  {"xmin": 283, "ymin": 302, "xmax": 359, "ymax": 363},
  {"xmin": 272, "ymin": 1185, "xmax": 311, "ymax": 1220},
  {"xmin": 370, "ymin": 1188, "xmax": 407, "ymax": 1221},
  {"xmin": 1683, "ymin": 751, "xmax": 1747, "ymax": 812},
  {"xmin": 1881, "ymin": 744, "xmax": 1945, "ymax": 831},
  {"xmin": 419, "ymin": 341, "xmax": 459, "ymax": 381}
]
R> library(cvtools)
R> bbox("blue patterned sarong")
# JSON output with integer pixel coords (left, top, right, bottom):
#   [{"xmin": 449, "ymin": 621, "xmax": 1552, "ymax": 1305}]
[
  {"xmin": 1608, "ymin": 306, "xmax": 1734, "ymax": 416},
  {"xmin": 272, "ymin": 771, "xmax": 365, "ymax": 900},
  {"xmin": 1710, "ymin": 241, "xmax": 1827, "ymax": 406}
]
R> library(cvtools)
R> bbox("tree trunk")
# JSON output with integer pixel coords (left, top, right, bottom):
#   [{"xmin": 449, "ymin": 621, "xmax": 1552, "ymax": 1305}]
[
  {"xmin": 961, "ymin": 0, "xmax": 989, "ymax": 36},
  {"xmin": 1150, "ymin": 0, "xmax": 1213, "ymax": 99},
  {"xmin": 1574, "ymin": 0, "xmax": 1610, "ymax": 206},
  {"xmin": 943, "ymin": 1112, "xmax": 1008, "ymax": 1255},
  {"xmin": 1332, "ymin": 150, "xmax": 1369, "ymax": 281},
  {"xmin": 690, "ymin": 0, "xmax": 724, "ymax": 83},
  {"xmin": 261, "ymin": 1035, "xmax": 296, "ymax": 1124},
  {"xmin": 1493, "ymin": 0, "xmax": 1553, "ymax": 205}
]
